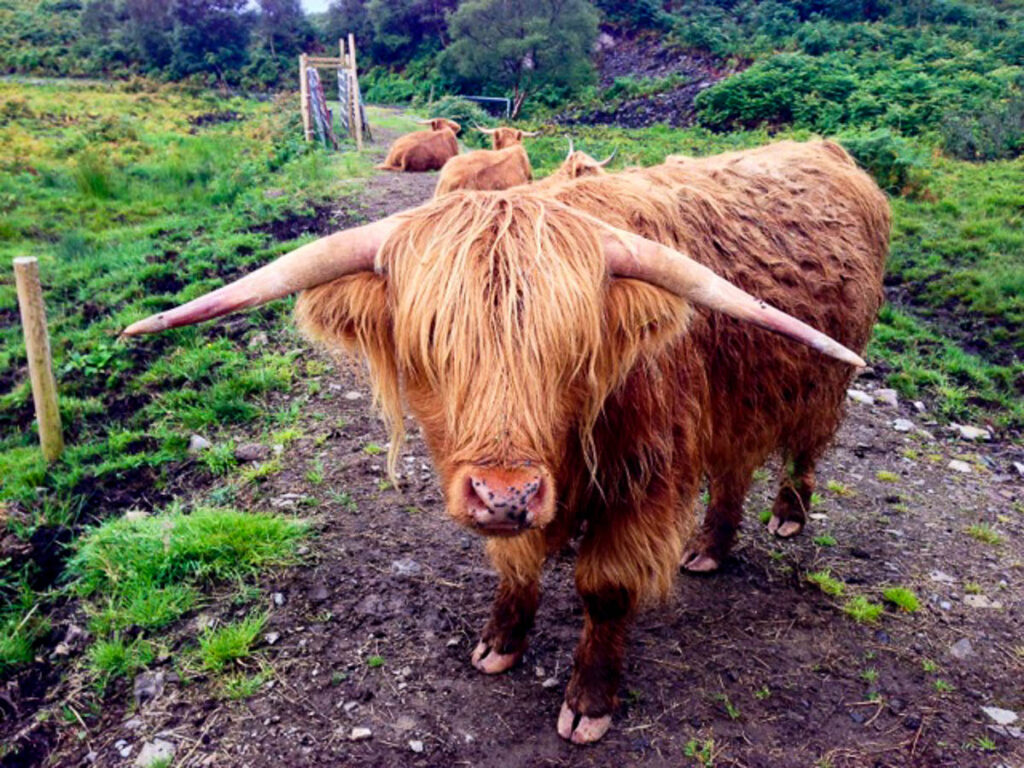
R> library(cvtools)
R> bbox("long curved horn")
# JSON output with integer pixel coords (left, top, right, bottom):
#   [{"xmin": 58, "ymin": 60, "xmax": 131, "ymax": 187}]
[
  {"xmin": 566, "ymin": 138, "xmax": 574, "ymax": 159},
  {"xmin": 600, "ymin": 226, "xmax": 866, "ymax": 367},
  {"xmin": 122, "ymin": 217, "xmax": 400, "ymax": 336},
  {"xmin": 415, "ymin": 118, "xmax": 433, "ymax": 124},
  {"xmin": 520, "ymin": 130, "xmax": 539, "ymax": 137},
  {"xmin": 474, "ymin": 124, "xmax": 497, "ymax": 134},
  {"xmin": 597, "ymin": 148, "xmax": 617, "ymax": 167}
]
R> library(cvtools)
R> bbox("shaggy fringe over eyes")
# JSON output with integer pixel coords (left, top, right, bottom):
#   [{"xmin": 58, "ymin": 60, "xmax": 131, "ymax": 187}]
[{"xmin": 379, "ymin": 192, "xmax": 616, "ymax": 470}]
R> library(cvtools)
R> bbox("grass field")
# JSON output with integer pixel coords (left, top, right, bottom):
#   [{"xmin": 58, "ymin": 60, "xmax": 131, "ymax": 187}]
[{"xmin": 0, "ymin": 78, "xmax": 1021, "ymax": 700}]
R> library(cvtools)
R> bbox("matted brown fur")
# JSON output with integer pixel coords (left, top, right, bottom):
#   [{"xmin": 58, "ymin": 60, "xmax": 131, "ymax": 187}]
[
  {"xmin": 376, "ymin": 121, "xmax": 460, "ymax": 172},
  {"xmin": 296, "ymin": 140, "xmax": 889, "ymax": 733},
  {"xmin": 434, "ymin": 144, "xmax": 533, "ymax": 195}
]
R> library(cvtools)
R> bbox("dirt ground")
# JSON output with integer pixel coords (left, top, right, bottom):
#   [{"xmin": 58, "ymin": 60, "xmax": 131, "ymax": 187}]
[{"xmin": 7, "ymin": 117, "xmax": 1024, "ymax": 768}]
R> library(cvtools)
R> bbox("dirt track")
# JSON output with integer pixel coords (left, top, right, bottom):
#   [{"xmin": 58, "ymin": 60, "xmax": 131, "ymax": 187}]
[{"xmin": 36, "ymin": 119, "xmax": 1024, "ymax": 768}]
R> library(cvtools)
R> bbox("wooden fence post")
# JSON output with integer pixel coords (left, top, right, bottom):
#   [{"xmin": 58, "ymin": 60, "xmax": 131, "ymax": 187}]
[
  {"xmin": 299, "ymin": 53, "xmax": 311, "ymax": 142},
  {"xmin": 348, "ymin": 34, "xmax": 363, "ymax": 151},
  {"xmin": 13, "ymin": 258, "xmax": 63, "ymax": 463}
]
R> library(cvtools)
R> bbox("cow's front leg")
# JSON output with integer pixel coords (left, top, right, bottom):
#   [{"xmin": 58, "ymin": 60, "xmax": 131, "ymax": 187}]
[
  {"xmin": 472, "ymin": 531, "xmax": 545, "ymax": 674},
  {"xmin": 558, "ymin": 580, "xmax": 633, "ymax": 744}
]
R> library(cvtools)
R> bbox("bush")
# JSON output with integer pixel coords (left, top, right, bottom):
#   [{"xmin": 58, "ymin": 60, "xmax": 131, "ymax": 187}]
[
  {"xmin": 426, "ymin": 96, "xmax": 496, "ymax": 146},
  {"xmin": 940, "ymin": 96, "xmax": 1024, "ymax": 161},
  {"xmin": 840, "ymin": 130, "xmax": 931, "ymax": 197}
]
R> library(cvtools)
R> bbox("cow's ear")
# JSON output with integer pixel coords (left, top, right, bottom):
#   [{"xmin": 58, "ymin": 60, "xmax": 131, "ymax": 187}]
[
  {"xmin": 295, "ymin": 273, "xmax": 393, "ymax": 359},
  {"xmin": 602, "ymin": 279, "xmax": 691, "ymax": 370}
]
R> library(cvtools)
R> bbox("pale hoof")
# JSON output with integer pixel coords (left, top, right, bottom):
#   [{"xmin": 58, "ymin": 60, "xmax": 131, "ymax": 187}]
[
  {"xmin": 681, "ymin": 549, "xmax": 720, "ymax": 573},
  {"xmin": 767, "ymin": 514, "xmax": 803, "ymax": 538},
  {"xmin": 557, "ymin": 702, "xmax": 612, "ymax": 744},
  {"xmin": 471, "ymin": 641, "xmax": 519, "ymax": 675}
]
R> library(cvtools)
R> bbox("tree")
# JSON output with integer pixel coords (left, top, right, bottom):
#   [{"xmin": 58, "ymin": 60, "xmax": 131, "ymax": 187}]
[
  {"xmin": 170, "ymin": 0, "xmax": 253, "ymax": 83},
  {"xmin": 364, "ymin": 0, "xmax": 458, "ymax": 65},
  {"xmin": 256, "ymin": 0, "xmax": 313, "ymax": 58},
  {"xmin": 443, "ymin": 0, "xmax": 599, "ymax": 116}
]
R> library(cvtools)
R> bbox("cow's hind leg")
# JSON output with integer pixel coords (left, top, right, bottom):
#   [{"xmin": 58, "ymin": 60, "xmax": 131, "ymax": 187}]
[
  {"xmin": 768, "ymin": 450, "xmax": 817, "ymax": 539},
  {"xmin": 681, "ymin": 467, "xmax": 754, "ymax": 573},
  {"xmin": 472, "ymin": 532, "xmax": 545, "ymax": 675}
]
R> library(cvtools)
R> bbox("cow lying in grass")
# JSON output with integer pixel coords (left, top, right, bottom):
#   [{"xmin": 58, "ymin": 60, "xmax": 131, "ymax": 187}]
[
  {"xmin": 124, "ymin": 140, "xmax": 888, "ymax": 744},
  {"xmin": 376, "ymin": 118, "xmax": 460, "ymax": 172},
  {"xmin": 434, "ymin": 126, "xmax": 537, "ymax": 194}
]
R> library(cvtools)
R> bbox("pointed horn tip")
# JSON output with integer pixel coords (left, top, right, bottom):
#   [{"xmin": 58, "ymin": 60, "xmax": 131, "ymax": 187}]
[{"xmin": 121, "ymin": 315, "xmax": 167, "ymax": 337}]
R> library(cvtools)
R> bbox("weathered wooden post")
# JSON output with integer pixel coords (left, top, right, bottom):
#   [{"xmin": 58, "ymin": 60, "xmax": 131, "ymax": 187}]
[
  {"xmin": 348, "ymin": 33, "xmax": 364, "ymax": 151},
  {"xmin": 299, "ymin": 53, "xmax": 311, "ymax": 142},
  {"xmin": 13, "ymin": 257, "xmax": 63, "ymax": 463}
]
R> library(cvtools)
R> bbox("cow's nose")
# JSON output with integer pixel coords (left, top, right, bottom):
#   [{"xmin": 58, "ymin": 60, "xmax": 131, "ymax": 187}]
[{"xmin": 467, "ymin": 472, "xmax": 544, "ymax": 529}]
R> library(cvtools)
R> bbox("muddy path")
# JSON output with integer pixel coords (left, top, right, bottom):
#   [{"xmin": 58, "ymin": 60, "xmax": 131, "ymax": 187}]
[{"xmin": 18, "ymin": 116, "xmax": 1024, "ymax": 768}]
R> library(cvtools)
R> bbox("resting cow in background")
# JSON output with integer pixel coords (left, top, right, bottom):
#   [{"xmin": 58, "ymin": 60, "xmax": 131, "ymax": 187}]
[
  {"xmin": 123, "ymin": 140, "xmax": 888, "ymax": 745},
  {"xmin": 527, "ymin": 139, "xmax": 616, "ymax": 192},
  {"xmin": 434, "ymin": 125, "xmax": 537, "ymax": 195},
  {"xmin": 376, "ymin": 118, "xmax": 460, "ymax": 172}
]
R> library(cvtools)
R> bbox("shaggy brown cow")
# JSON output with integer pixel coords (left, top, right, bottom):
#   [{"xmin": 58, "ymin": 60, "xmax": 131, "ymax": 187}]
[
  {"xmin": 433, "ymin": 125, "xmax": 538, "ymax": 194},
  {"xmin": 375, "ymin": 118, "xmax": 460, "ymax": 172},
  {"xmin": 528, "ymin": 140, "xmax": 616, "ymax": 192},
  {"xmin": 123, "ymin": 140, "xmax": 887, "ymax": 745}
]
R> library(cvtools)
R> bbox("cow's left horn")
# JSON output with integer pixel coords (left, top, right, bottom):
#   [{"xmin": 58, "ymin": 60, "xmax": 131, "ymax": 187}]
[
  {"xmin": 566, "ymin": 138, "xmax": 575, "ymax": 159},
  {"xmin": 597, "ymin": 148, "xmax": 617, "ymax": 167},
  {"xmin": 601, "ymin": 227, "xmax": 866, "ymax": 367},
  {"xmin": 121, "ymin": 217, "xmax": 399, "ymax": 336},
  {"xmin": 474, "ymin": 124, "xmax": 497, "ymax": 134}
]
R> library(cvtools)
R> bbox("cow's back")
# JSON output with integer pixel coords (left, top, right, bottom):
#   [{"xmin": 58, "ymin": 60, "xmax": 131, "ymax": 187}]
[{"xmin": 551, "ymin": 140, "xmax": 889, "ymax": 472}]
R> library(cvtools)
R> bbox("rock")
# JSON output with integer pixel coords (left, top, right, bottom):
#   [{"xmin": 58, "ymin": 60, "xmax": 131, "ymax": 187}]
[
  {"xmin": 446, "ymin": 636, "xmax": 460, "ymax": 647},
  {"xmin": 343, "ymin": 700, "xmax": 358, "ymax": 712},
  {"xmin": 1013, "ymin": 461, "xmax": 1024, "ymax": 478},
  {"xmin": 947, "ymin": 459, "xmax": 972, "ymax": 474},
  {"xmin": 234, "ymin": 443, "xmax": 270, "ymax": 462},
  {"xmin": 892, "ymin": 418, "xmax": 914, "ymax": 432},
  {"xmin": 188, "ymin": 434, "xmax": 211, "ymax": 453},
  {"xmin": 982, "ymin": 707, "xmax": 1019, "ymax": 726},
  {"xmin": 949, "ymin": 638, "xmax": 973, "ymax": 660},
  {"xmin": 875, "ymin": 389, "xmax": 899, "ymax": 407},
  {"xmin": 135, "ymin": 739, "xmax": 175, "ymax": 767},
  {"xmin": 541, "ymin": 676, "xmax": 560, "ymax": 689},
  {"xmin": 343, "ymin": 390, "xmax": 363, "ymax": 401},
  {"xmin": 939, "ymin": 600, "xmax": 952, "ymax": 611},
  {"xmin": 248, "ymin": 331, "xmax": 269, "ymax": 348},
  {"xmin": 133, "ymin": 671, "xmax": 166, "ymax": 707},
  {"xmin": 395, "ymin": 715, "xmax": 416, "ymax": 732},
  {"xmin": 390, "ymin": 558, "xmax": 422, "ymax": 577},
  {"xmin": 950, "ymin": 424, "xmax": 992, "ymax": 442},
  {"xmin": 913, "ymin": 401, "xmax": 926, "ymax": 413},
  {"xmin": 114, "ymin": 740, "xmax": 132, "ymax": 758},
  {"xmin": 53, "ymin": 624, "xmax": 89, "ymax": 657},
  {"xmin": 409, "ymin": 740, "xmax": 425, "ymax": 753},
  {"xmin": 350, "ymin": 727, "xmax": 372, "ymax": 741},
  {"xmin": 930, "ymin": 570, "xmax": 956, "ymax": 584},
  {"xmin": 308, "ymin": 583, "xmax": 329, "ymax": 602},
  {"xmin": 264, "ymin": 632, "xmax": 281, "ymax": 645},
  {"xmin": 272, "ymin": 592, "xmax": 286, "ymax": 606},
  {"xmin": 847, "ymin": 389, "xmax": 874, "ymax": 406},
  {"xmin": 964, "ymin": 594, "xmax": 1002, "ymax": 609}
]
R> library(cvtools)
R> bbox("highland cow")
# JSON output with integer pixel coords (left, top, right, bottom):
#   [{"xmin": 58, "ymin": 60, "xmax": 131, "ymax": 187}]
[
  {"xmin": 123, "ymin": 140, "xmax": 888, "ymax": 745},
  {"xmin": 434, "ymin": 125, "xmax": 538, "ymax": 195},
  {"xmin": 376, "ymin": 118, "xmax": 460, "ymax": 172},
  {"xmin": 528, "ymin": 140, "xmax": 616, "ymax": 192}
]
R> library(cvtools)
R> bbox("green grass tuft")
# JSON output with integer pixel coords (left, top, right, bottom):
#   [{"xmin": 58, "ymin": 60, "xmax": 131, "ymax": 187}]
[
  {"xmin": 843, "ymin": 596, "xmax": 884, "ymax": 624},
  {"xmin": 198, "ymin": 612, "xmax": 267, "ymax": 672},
  {"xmin": 882, "ymin": 587, "xmax": 920, "ymax": 613},
  {"xmin": 965, "ymin": 523, "xmax": 1003, "ymax": 546},
  {"xmin": 807, "ymin": 570, "xmax": 845, "ymax": 597}
]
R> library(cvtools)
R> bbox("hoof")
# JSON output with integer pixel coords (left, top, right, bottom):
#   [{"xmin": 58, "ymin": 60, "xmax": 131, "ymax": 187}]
[
  {"xmin": 681, "ymin": 549, "xmax": 720, "ymax": 573},
  {"xmin": 767, "ymin": 514, "xmax": 803, "ymax": 538},
  {"xmin": 557, "ymin": 702, "xmax": 612, "ymax": 745},
  {"xmin": 471, "ymin": 641, "xmax": 520, "ymax": 675}
]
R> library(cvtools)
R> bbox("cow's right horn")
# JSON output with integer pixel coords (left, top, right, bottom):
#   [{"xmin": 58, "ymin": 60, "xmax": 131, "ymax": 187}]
[
  {"xmin": 474, "ymin": 124, "xmax": 497, "ymax": 134},
  {"xmin": 599, "ymin": 223, "xmax": 866, "ymax": 367},
  {"xmin": 121, "ymin": 217, "xmax": 399, "ymax": 336}
]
